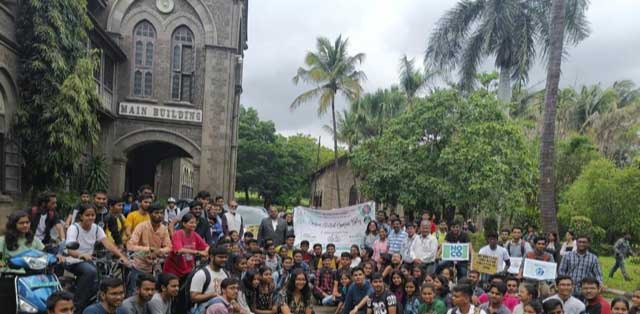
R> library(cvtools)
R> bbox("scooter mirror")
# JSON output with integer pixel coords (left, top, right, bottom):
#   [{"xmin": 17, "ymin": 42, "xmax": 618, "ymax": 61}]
[{"xmin": 65, "ymin": 241, "xmax": 80, "ymax": 250}]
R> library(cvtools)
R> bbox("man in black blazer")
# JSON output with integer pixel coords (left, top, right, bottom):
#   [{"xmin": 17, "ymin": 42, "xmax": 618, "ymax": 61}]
[{"xmin": 258, "ymin": 206, "xmax": 288, "ymax": 246}]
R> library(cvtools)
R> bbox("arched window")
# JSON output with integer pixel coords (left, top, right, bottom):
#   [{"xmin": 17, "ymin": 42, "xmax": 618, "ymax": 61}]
[
  {"xmin": 132, "ymin": 21, "xmax": 155, "ymax": 97},
  {"xmin": 170, "ymin": 26, "xmax": 195, "ymax": 102}
]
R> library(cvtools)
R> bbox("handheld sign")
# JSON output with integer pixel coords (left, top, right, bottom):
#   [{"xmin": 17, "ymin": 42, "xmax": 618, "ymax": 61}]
[
  {"xmin": 441, "ymin": 243, "xmax": 470, "ymax": 261},
  {"xmin": 472, "ymin": 253, "xmax": 498, "ymax": 274},
  {"xmin": 507, "ymin": 257, "xmax": 522, "ymax": 274},
  {"xmin": 522, "ymin": 259, "xmax": 557, "ymax": 281}
]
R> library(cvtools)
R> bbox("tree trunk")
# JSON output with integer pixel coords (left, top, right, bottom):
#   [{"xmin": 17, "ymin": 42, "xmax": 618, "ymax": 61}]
[
  {"xmin": 244, "ymin": 187, "xmax": 249, "ymax": 204},
  {"xmin": 498, "ymin": 67, "xmax": 512, "ymax": 107},
  {"xmin": 331, "ymin": 94, "xmax": 342, "ymax": 208},
  {"xmin": 539, "ymin": 0, "xmax": 566, "ymax": 235}
]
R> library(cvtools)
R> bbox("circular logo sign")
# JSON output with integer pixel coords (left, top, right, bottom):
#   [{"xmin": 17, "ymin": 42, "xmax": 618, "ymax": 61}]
[{"xmin": 156, "ymin": 0, "xmax": 174, "ymax": 14}]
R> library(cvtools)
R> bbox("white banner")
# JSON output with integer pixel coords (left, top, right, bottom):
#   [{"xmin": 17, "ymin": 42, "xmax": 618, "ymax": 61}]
[
  {"xmin": 293, "ymin": 202, "xmax": 375, "ymax": 252},
  {"xmin": 507, "ymin": 257, "xmax": 522, "ymax": 274},
  {"xmin": 522, "ymin": 258, "xmax": 557, "ymax": 280}
]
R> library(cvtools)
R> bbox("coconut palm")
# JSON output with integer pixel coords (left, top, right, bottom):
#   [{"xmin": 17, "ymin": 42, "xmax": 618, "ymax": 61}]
[
  {"xmin": 539, "ymin": 0, "xmax": 566, "ymax": 234},
  {"xmin": 323, "ymin": 109, "xmax": 361, "ymax": 152},
  {"xmin": 425, "ymin": 0, "xmax": 589, "ymax": 104},
  {"xmin": 291, "ymin": 35, "xmax": 366, "ymax": 208},
  {"xmin": 398, "ymin": 55, "xmax": 436, "ymax": 106}
]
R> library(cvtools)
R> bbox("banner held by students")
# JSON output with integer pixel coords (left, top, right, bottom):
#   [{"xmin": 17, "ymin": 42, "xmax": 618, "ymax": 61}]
[
  {"xmin": 522, "ymin": 258, "xmax": 557, "ymax": 280},
  {"xmin": 293, "ymin": 202, "xmax": 375, "ymax": 252},
  {"xmin": 441, "ymin": 243, "xmax": 470, "ymax": 261}
]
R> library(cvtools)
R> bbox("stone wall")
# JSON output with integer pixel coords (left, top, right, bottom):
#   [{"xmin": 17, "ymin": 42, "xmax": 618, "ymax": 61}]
[{"xmin": 310, "ymin": 157, "xmax": 364, "ymax": 210}]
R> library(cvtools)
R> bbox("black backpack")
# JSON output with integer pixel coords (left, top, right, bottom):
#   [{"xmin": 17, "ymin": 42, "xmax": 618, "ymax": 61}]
[{"xmin": 173, "ymin": 263, "xmax": 229, "ymax": 312}]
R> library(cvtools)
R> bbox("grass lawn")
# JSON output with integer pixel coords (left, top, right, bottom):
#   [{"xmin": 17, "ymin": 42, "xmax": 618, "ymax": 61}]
[{"xmin": 600, "ymin": 256, "xmax": 640, "ymax": 292}]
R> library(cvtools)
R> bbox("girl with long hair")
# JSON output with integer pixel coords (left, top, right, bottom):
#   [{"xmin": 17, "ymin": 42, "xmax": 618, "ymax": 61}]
[
  {"xmin": 404, "ymin": 278, "xmax": 419, "ymax": 314},
  {"xmin": 389, "ymin": 270, "xmax": 407, "ymax": 307},
  {"xmin": 372, "ymin": 227, "xmax": 389, "ymax": 264},
  {"xmin": 241, "ymin": 270, "xmax": 262, "ymax": 314},
  {"xmin": 277, "ymin": 268, "xmax": 313, "ymax": 314},
  {"xmin": 350, "ymin": 245, "xmax": 362, "ymax": 268},
  {"xmin": 0, "ymin": 210, "xmax": 43, "ymax": 258},
  {"xmin": 433, "ymin": 275, "xmax": 452, "ymax": 308},
  {"xmin": 255, "ymin": 266, "xmax": 276, "ymax": 314},
  {"xmin": 163, "ymin": 213, "xmax": 209, "ymax": 283},
  {"xmin": 363, "ymin": 221, "xmax": 379, "ymax": 249},
  {"xmin": 524, "ymin": 301, "xmax": 544, "ymax": 314},
  {"xmin": 612, "ymin": 298, "xmax": 630, "ymax": 314}
]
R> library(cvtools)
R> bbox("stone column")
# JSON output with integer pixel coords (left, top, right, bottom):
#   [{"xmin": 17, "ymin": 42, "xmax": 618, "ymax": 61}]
[{"xmin": 110, "ymin": 157, "xmax": 127, "ymax": 197}]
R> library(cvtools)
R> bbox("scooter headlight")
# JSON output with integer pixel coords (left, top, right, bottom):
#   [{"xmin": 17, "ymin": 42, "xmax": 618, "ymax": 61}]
[
  {"xmin": 23, "ymin": 255, "xmax": 48, "ymax": 270},
  {"xmin": 18, "ymin": 298, "xmax": 39, "ymax": 313}
]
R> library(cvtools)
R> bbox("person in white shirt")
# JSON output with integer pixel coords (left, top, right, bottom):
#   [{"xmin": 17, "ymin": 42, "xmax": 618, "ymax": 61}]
[
  {"xmin": 478, "ymin": 233, "xmax": 510, "ymax": 274},
  {"xmin": 410, "ymin": 220, "xmax": 439, "ymax": 274},
  {"xmin": 191, "ymin": 246, "xmax": 230, "ymax": 314},
  {"xmin": 543, "ymin": 276, "xmax": 585, "ymax": 314},
  {"xmin": 163, "ymin": 197, "xmax": 179, "ymax": 225},
  {"xmin": 448, "ymin": 284, "xmax": 487, "ymax": 314},
  {"xmin": 222, "ymin": 200, "xmax": 244, "ymax": 237},
  {"xmin": 402, "ymin": 223, "xmax": 418, "ymax": 265}
]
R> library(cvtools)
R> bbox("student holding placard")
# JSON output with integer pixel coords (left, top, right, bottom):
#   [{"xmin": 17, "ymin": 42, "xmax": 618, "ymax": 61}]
[{"xmin": 478, "ymin": 233, "xmax": 510, "ymax": 274}]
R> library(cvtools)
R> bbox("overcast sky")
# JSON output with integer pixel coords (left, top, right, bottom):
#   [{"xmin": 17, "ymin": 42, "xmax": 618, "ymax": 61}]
[{"xmin": 241, "ymin": 0, "xmax": 640, "ymax": 147}]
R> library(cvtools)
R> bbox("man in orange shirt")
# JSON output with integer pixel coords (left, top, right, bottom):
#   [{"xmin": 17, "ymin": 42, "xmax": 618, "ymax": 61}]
[{"xmin": 127, "ymin": 203, "xmax": 172, "ymax": 295}]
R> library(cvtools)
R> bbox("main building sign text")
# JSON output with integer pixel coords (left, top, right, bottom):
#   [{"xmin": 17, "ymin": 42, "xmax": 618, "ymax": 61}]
[{"xmin": 119, "ymin": 102, "xmax": 202, "ymax": 123}]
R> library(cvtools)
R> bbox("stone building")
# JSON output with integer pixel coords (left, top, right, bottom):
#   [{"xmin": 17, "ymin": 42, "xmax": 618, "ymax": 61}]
[
  {"xmin": 310, "ymin": 156, "xmax": 364, "ymax": 210},
  {"xmin": 0, "ymin": 0, "xmax": 248, "ymax": 210}
]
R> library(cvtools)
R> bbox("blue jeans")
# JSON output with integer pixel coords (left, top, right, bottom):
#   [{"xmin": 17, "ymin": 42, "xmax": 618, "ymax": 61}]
[
  {"xmin": 65, "ymin": 261, "xmax": 97, "ymax": 313},
  {"xmin": 127, "ymin": 267, "xmax": 144, "ymax": 296},
  {"xmin": 322, "ymin": 295, "xmax": 336, "ymax": 305}
]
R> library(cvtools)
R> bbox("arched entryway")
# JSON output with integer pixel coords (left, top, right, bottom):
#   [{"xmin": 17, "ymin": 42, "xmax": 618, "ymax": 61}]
[{"xmin": 111, "ymin": 128, "xmax": 201, "ymax": 199}]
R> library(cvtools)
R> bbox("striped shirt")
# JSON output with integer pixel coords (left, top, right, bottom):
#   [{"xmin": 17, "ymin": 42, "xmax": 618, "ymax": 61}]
[
  {"xmin": 558, "ymin": 250, "xmax": 603, "ymax": 289},
  {"xmin": 387, "ymin": 229, "xmax": 408, "ymax": 254}
]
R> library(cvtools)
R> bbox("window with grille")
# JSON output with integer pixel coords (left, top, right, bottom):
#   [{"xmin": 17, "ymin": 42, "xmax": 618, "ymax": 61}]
[
  {"xmin": 132, "ymin": 21, "xmax": 155, "ymax": 97},
  {"xmin": 170, "ymin": 26, "xmax": 195, "ymax": 102}
]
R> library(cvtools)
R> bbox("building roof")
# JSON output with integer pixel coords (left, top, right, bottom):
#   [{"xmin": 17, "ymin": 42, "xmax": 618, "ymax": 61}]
[{"xmin": 311, "ymin": 155, "xmax": 350, "ymax": 179}]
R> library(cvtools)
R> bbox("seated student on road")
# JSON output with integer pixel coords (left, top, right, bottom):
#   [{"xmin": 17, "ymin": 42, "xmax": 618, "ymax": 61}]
[
  {"xmin": 314, "ymin": 254, "xmax": 337, "ymax": 305},
  {"xmin": 478, "ymin": 282, "xmax": 510, "ymax": 314},
  {"xmin": 65, "ymin": 204, "xmax": 129, "ymax": 313},
  {"xmin": 148, "ymin": 273, "xmax": 180, "ymax": 314},
  {"xmin": 543, "ymin": 276, "xmax": 585, "ymax": 314},
  {"xmin": 46, "ymin": 291, "xmax": 75, "ymax": 314},
  {"xmin": 83, "ymin": 277, "xmax": 127, "ymax": 314},
  {"xmin": 254, "ymin": 266, "xmax": 276, "ymax": 314},
  {"xmin": 418, "ymin": 283, "xmax": 447, "ymax": 314},
  {"xmin": 191, "ymin": 246, "xmax": 230, "ymax": 314},
  {"xmin": 580, "ymin": 277, "xmax": 610, "ymax": 314},
  {"xmin": 367, "ymin": 272, "xmax": 398, "ymax": 314},
  {"xmin": 121, "ymin": 273, "xmax": 156, "ymax": 314},
  {"xmin": 447, "ymin": 284, "xmax": 487, "ymax": 314},
  {"xmin": 126, "ymin": 203, "xmax": 172, "ymax": 295},
  {"xmin": 513, "ymin": 283, "xmax": 539, "ymax": 314},
  {"xmin": 206, "ymin": 278, "xmax": 244, "ymax": 314},
  {"xmin": 342, "ymin": 267, "xmax": 374, "ymax": 314},
  {"xmin": 276, "ymin": 268, "xmax": 314, "ymax": 314}
]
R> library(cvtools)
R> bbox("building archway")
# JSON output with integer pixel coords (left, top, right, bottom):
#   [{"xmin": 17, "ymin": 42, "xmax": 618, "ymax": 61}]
[{"xmin": 111, "ymin": 128, "xmax": 201, "ymax": 199}]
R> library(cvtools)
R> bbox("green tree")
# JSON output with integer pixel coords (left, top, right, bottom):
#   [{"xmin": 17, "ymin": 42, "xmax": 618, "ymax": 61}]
[
  {"xmin": 559, "ymin": 159, "xmax": 640, "ymax": 243},
  {"xmin": 398, "ymin": 55, "xmax": 436, "ymax": 106},
  {"xmin": 554, "ymin": 135, "xmax": 599, "ymax": 194},
  {"xmin": 352, "ymin": 90, "xmax": 534, "ymax": 216},
  {"xmin": 14, "ymin": 0, "xmax": 100, "ymax": 191},
  {"xmin": 291, "ymin": 35, "xmax": 366, "ymax": 208},
  {"xmin": 425, "ymin": 0, "xmax": 589, "ymax": 103}
]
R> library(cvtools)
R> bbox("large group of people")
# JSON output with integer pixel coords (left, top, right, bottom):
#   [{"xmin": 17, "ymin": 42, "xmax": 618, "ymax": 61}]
[{"xmin": 0, "ymin": 187, "xmax": 637, "ymax": 314}]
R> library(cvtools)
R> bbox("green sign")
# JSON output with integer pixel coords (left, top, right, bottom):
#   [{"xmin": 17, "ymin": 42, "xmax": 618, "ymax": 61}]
[{"xmin": 441, "ymin": 243, "xmax": 470, "ymax": 261}]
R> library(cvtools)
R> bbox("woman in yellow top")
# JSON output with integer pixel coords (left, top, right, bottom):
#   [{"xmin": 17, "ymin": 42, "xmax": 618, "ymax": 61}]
[
  {"xmin": 105, "ymin": 197, "xmax": 128, "ymax": 247},
  {"xmin": 125, "ymin": 195, "xmax": 151, "ymax": 239}
]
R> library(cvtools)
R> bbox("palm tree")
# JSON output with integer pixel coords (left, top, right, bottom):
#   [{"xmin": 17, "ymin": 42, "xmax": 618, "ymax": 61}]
[
  {"xmin": 398, "ymin": 55, "xmax": 436, "ymax": 106},
  {"xmin": 539, "ymin": 0, "xmax": 566, "ymax": 234},
  {"xmin": 323, "ymin": 109, "xmax": 361, "ymax": 152},
  {"xmin": 291, "ymin": 35, "xmax": 366, "ymax": 208},
  {"xmin": 425, "ymin": 0, "xmax": 589, "ymax": 105}
]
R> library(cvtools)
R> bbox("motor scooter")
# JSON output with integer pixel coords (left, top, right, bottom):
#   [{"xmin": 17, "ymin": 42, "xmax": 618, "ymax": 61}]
[{"xmin": 0, "ymin": 242, "xmax": 78, "ymax": 314}]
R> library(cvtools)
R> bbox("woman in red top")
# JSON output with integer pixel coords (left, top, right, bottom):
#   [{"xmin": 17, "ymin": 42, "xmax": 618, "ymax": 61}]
[{"xmin": 163, "ymin": 213, "xmax": 209, "ymax": 283}]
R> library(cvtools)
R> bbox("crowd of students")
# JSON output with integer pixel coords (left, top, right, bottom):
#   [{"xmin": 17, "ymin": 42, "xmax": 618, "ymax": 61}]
[{"xmin": 0, "ymin": 188, "xmax": 638, "ymax": 314}]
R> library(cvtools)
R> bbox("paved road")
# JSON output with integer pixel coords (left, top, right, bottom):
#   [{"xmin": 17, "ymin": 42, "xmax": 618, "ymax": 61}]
[{"xmin": 315, "ymin": 306, "xmax": 337, "ymax": 314}]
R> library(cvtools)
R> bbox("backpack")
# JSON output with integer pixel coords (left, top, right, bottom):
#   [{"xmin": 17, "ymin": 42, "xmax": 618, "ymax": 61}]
[
  {"xmin": 173, "ymin": 264, "xmax": 230, "ymax": 312},
  {"xmin": 507, "ymin": 240, "xmax": 525, "ymax": 257}
]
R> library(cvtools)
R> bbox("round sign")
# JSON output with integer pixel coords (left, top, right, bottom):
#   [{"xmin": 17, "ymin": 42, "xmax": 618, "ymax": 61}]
[{"xmin": 156, "ymin": 0, "xmax": 174, "ymax": 14}]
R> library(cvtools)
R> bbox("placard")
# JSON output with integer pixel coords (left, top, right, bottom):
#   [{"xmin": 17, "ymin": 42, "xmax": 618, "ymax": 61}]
[
  {"xmin": 293, "ymin": 202, "xmax": 375, "ymax": 252},
  {"xmin": 507, "ymin": 257, "xmax": 522, "ymax": 274},
  {"xmin": 522, "ymin": 259, "xmax": 557, "ymax": 280},
  {"xmin": 472, "ymin": 253, "xmax": 498, "ymax": 274},
  {"xmin": 441, "ymin": 243, "xmax": 470, "ymax": 261}
]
